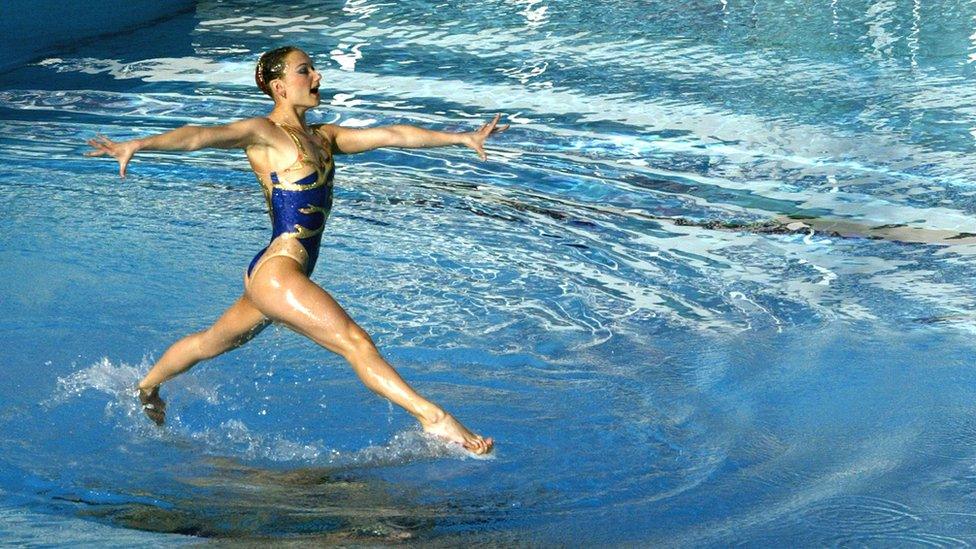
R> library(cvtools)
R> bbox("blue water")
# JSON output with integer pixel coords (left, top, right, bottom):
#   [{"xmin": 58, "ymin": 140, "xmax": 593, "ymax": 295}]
[{"xmin": 3, "ymin": 0, "xmax": 976, "ymax": 544}]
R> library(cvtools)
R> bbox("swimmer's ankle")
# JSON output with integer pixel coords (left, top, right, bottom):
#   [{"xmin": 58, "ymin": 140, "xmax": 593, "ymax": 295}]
[
  {"xmin": 136, "ymin": 383, "xmax": 159, "ymax": 394},
  {"xmin": 417, "ymin": 406, "xmax": 447, "ymax": 427}
]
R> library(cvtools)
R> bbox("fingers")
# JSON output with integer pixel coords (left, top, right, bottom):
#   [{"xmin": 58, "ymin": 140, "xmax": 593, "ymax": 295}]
[
  {"xmin": 96, "ymin": 134, "xmax": 115, "ymax": 149},
  {"xmin": 86, "ymin": 135, "xmax": 116, "ymax": 152},
  {"xmin": 85, "ymin": 138, "xmax": 108, "ymax": 156},
  {"xmin": 471, "ymin": 114, "xmax": 508, "ymax": 161},
  {"xmin": 85, "ymin": 134, "xmax": 131, "ymax": 177},
  {"xmin": 477, "ymin": 114, "xmax": 503, "ymax": 134},
  {"xmin": 85, "ymin": 135, "xmax": 115, "ymax": 156},
  {"xmin": 482, "ymin": 113, "xmax": 501, "ymax": 134}
]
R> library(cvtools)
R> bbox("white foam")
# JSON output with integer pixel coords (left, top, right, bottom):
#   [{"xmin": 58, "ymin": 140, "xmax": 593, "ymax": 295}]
[
  {"xmin": 191, "ymin": 420, "xmax": 488, "ymax": 465},
  {"xmin": 50, "ymin": 358, "xmax": 487, "ymax": 466},
  {"xmin": 51, "ymin": 357, "xmax": 144, "ymax": 405}
]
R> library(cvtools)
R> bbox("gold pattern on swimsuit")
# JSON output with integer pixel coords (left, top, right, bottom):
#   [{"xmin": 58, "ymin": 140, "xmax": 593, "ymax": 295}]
[
  {"xmin": 268, "ymin": 122, "xmax": 334, "ymax": 192},
  {"xmin": 284, "ymin": 223, "xmax": 324, "ymax": 240},
  {"xmin": 279, "ymin": 123, "xmax": 330, "ymax": 164},
  {"xmin": 273, "ymin": 173, "xmax": 329, "ymax": 192},
  {"xmin": 298, "ymin": 204, "xmax": 329, "ymax": 215}
]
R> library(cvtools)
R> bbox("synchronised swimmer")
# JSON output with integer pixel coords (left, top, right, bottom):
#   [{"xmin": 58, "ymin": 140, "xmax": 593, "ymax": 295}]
[{"xmin": 86, "ymin": 46, "xmax": 508, "ymax": 455}]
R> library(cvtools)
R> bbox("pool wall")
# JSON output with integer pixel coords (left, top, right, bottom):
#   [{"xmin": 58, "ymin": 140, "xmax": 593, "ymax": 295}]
[{"xmin": 0, "ymin": 0, "xmax": 195, "ymax": 73}]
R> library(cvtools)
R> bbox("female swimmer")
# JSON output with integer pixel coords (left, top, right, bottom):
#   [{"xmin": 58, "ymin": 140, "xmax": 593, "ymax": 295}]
[{"xmin": 85, "ymin": 46, "xmax": 506, "ymax": 455}]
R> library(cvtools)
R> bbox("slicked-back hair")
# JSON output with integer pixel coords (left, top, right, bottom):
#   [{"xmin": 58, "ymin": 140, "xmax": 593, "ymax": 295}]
[{"xmin": 255, "ymin": 46, "xmax": 300, "ymax": 98}]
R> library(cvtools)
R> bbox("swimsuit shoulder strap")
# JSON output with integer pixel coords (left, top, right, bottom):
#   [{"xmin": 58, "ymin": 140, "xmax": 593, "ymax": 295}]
[
  {"xmin": 270, "ymin": 119, "xmax": 314, "ymax": 165},
  {"xmin": 263, "ymin": 119, "xmax": 330, "ymax": 183}
]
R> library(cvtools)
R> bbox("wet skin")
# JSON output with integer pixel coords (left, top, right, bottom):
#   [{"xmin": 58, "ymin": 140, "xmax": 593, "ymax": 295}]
[{"xmin": 86, "ymin": 49, "xmax": 507, "ymax": 455}]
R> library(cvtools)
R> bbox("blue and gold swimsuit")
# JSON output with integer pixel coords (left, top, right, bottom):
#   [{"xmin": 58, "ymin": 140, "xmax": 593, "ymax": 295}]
[{"xmin": 246, "ymin": 120, "xmax": 335, "ymax": 282}]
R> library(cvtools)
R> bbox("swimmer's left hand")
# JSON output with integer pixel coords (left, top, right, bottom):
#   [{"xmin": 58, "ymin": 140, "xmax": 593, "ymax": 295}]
[
  {"xmin": 465, "ymin": 113, "xmax": 509, "ymax": 161},
  {"xmin": 85, "ymin": 135, "xmax": 140, "ymax": 179}
]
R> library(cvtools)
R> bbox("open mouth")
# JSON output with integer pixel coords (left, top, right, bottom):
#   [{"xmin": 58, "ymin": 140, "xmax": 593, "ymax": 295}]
[{"xmin": 310, "ymin": 86, "xmax": 320, "ymax": 95}]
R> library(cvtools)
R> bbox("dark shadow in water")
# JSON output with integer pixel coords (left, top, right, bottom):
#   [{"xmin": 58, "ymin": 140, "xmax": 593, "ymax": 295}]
[
  {"xmin": 73, "ymin": 457, "xmax": 448, "ymax": 543},
  {"xmin": 386, "ymin": 177, "xmax": 976, "ymax": 246}
]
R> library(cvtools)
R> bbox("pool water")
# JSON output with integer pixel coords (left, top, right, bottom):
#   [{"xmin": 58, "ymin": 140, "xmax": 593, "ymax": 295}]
[{"xmin": 3, "ymin": 0, "xmax": 976, "ymax": 544}]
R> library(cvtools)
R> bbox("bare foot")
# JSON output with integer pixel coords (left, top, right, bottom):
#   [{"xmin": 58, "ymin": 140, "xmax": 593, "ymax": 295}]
[
  {"xmin": 421, "ymin": 412, "xmax": 493, "ymax": 455},
  {"xmin": 137, "ymin": 385, "xmax": 166, "ymax": 426}
]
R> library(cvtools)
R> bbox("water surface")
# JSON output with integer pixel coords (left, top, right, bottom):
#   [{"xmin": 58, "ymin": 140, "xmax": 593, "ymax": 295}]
[{"xmin": 3, "ymin": 0, "xmax": 976, "ymax": 545}]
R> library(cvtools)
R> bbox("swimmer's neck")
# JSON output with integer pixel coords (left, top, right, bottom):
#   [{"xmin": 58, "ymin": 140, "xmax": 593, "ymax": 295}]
[{"xmin": 268, "ymin": 104, "xmax": 312, "ymax": 130}]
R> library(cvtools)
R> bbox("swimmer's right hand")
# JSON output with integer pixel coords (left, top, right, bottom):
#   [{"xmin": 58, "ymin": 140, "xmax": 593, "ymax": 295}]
[{"xmin": 85, "ymin": 135, "xmax": 140, "ymax": 179}]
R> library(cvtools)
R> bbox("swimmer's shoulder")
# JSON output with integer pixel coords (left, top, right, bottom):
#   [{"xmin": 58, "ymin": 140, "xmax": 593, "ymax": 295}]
[
  {"xmin": 310, "ymin": 122, "xmax": 337, "ymax": 140},
  {"xmin": 310, "ymin": 123, "xmax": 341, "ymax": 154},
  {"xmin": 237, "ymin": 117, "xmax": 286, "ymax": 151},
  {"xmin": 241, "ymin": 117, "xmax": 293, "ymax": 170},
  {"xmin": 239, "ymin": 116, "xmax": 278, "ymax": 137}
]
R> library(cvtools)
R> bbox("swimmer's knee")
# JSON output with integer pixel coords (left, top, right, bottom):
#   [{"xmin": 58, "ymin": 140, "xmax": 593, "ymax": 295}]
[
  {"xmin": 350, "ymin": 327, "xmax": 376, "ymax": 352},
  {"xmin": 334, "ymin": 325, "xmax": 376, "ymax": 359}
]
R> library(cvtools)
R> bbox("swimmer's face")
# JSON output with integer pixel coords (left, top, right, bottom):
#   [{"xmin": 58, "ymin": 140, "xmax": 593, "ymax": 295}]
[{"xmin": 275, "ymin": 50, "xmax": 322, "ymax": 107}]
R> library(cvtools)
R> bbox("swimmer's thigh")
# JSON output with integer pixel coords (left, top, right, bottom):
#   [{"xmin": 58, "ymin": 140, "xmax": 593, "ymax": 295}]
[{"xmin": 245, "ymin": 257, "xmax": 370, "ymax": 356}]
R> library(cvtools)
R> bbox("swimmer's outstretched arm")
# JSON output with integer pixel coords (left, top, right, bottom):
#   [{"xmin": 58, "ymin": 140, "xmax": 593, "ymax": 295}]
[
  {"xmin": 85, "ymin": 118, "xmax": 270, "ymax": 178},
  {"xmin": 319, "ymin": 113, "xmax": 509, "ymax": 161}
]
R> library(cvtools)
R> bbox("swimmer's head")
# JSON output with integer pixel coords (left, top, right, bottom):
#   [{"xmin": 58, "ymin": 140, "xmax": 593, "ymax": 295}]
[
  {"xmin": 256, "ymin": 47, "xmax": 322, "ymax": 107},
  {"xmin": 255, "ymin": 46, "xmax": 301, "ymax": 98}
]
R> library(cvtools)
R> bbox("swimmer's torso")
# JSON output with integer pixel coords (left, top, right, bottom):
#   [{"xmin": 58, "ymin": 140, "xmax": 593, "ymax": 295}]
[{"xmin": 246, "ymin": 120, "xmax": 335, "ymax": 280}]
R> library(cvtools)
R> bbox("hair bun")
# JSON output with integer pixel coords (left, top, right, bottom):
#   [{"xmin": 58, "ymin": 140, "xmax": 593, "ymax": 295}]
[{"xmin": 255, "ymin": 46, "xmax": 299, "ymax": 98}]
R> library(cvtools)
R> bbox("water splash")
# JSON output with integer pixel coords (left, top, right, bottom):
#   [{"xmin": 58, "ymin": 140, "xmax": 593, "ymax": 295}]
[
  {"xmin": 49, "ymin": 358, "xmax": 486, "ymax": 467},
  {"xmin": 51, "ymin": 357, "xmax": 145, "ymax": 407}
]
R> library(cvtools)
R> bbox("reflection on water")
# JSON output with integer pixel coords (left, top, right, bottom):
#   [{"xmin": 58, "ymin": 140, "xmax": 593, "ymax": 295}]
[
  {"xmin": 82, "ymin": 458, "xmax": 431, "ymax": 542},
  {"xmin": 3, "ymin": 0, "xmax": 976, "ymax": 545}
]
